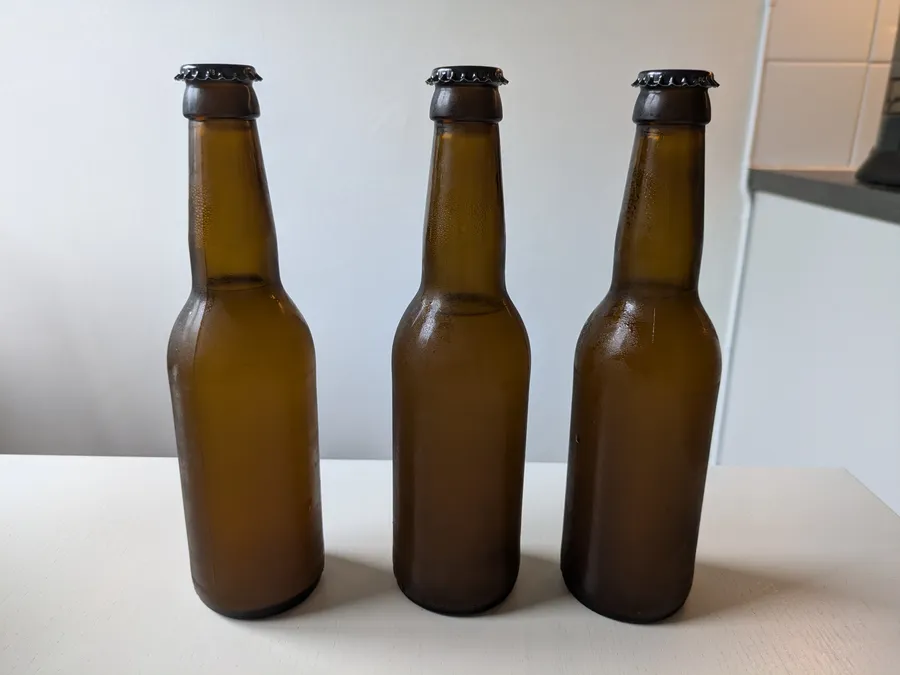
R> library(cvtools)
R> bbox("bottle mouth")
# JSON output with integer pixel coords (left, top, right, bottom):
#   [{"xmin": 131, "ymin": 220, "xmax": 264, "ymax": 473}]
[
  {"xmin": 176, "ymin": 64, "xmax": 262, "ymax": 84},
  {"xmin": 427, "ymin": 66, "xmax": 508, "ymax": 87},
  {"xmin": 632, "ymin": 70, "xmax": 718, "ymax": 89}
]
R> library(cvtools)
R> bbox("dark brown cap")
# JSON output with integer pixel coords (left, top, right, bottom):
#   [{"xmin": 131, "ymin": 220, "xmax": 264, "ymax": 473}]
[
  {"xmin": 427, "ymin": 66, "xmax": 508, "ymax": 87},
  {"xmin": 175, "ymin": 64, "xmax": 262, "ymax": 84},
  {"xmin": 632, "ymin": 69, "xmax": 719, "ymax": 89}
]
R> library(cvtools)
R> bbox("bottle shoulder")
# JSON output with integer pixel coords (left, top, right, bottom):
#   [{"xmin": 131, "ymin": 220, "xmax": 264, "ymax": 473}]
[
  {"xmin": 393, "ymin": 291, "xmax": 529, "ymax": 354},
  {"xmin": 577, "ymin": 288, "xmax": 720, "ymax": 364},
  {"xmin": 395, "ymin": 291, "xmax": 526, "ymax": 328},
  {"xmin": 168, "ymin": 286, "xmax": 314, "ymax": 367}
]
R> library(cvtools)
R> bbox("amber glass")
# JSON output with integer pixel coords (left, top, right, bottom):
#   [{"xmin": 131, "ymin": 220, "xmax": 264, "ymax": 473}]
[
  {"xmin": 392, "ymin": 77, "xmax": 531, "ymax": 616},
  {"xmin": 167, "ymin": 71, "xmax": 323, "ymax": 619},
  {"xmin": 561, "ymin": 85, "xmax": 722, "ymax": 623}
]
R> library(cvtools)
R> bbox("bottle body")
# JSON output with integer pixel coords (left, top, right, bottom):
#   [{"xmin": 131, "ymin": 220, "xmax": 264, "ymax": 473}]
[
  {"xmin": 393, "ymin": 292, "xmax": 529, "ymax": 614},
  {"xmin": 168, "ymin": 283, "xmax": 324, "ymax": 618},
  {"xmin": 561, "ymin": 284, "xmax": 720, "ymax": 622},
  {"xmin": 168, "ymin": 68, "xmax": 323, "ymax": 619},
  {"xmin": 561, "ymin": 72, "xmax": 721, "ymax": 623},
  {"xmin": 392, "ymin": 70, "xmax": 531, "ymax": 615}
]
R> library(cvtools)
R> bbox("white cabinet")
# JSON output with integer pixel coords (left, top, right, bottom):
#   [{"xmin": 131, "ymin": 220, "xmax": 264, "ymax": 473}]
[{"xmin": 720, "ymin": 193, "xmax": 900, "ymax": 514}]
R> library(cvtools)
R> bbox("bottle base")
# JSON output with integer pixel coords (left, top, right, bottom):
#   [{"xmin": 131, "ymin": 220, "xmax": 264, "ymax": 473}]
[
  {"xmin": 562, "ymin": 570, "xmax": 686, "ymax": 624},
  {"xmin": 194, "ymin": 570, "xmax": 323, "ymax": 620},
  {"xmin": 396, "ymin": 579, "xmax": 515, "ymax": 617}
]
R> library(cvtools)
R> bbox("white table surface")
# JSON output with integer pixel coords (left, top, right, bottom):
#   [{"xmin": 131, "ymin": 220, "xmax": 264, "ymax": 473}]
[{"xmin": 1, "ymin": 456, "xmax": 899, "ymax": 674}]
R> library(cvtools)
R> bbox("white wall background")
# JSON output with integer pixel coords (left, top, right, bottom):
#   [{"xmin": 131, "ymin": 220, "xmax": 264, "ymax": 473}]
[
  {"xmin": 720, "ymin": 194, "xmax": 900, "ymax": 514},
  {"xmin": 0, "ymin": 0, "xmax": 764, "ymax": 459}
]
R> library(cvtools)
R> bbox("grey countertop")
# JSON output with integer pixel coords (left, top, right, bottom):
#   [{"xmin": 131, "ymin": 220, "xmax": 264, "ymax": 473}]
[{"xmin": 749, "ymin": 169, "xmax": 900, "ymax": 224}]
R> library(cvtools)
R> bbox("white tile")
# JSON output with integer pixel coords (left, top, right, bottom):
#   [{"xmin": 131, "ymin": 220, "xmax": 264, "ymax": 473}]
[
  {"xmin": 870, "ymin": 0, "xmax": 900, "ymax": 62},
  {"xmin": 753, "ymin": 62, "xmax": 868, "ymax": 168},
  {"xmin": 852, "ymin": 64, "xmax": 891, "ymax": 166},
  {"xmin": 767, "ymin": 0, "xmax": 878, "ymax": 62}
]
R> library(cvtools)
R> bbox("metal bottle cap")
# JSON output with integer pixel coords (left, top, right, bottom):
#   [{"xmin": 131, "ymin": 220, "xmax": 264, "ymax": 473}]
[
  {"xmin": 632, "ymin": 70, "xmax": 719, "ymax": 89},
  {"xmin": 427, "ymin": 66, "xmax": 508, "ymax": 86},
  {"xmin": 175, "ymin": 64, "xmax": 262, "ymax": 84}
]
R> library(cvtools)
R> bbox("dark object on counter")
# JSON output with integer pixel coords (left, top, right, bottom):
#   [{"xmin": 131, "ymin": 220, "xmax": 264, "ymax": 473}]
[
  {"xmin": 857, "ymin": 30, "xmax": 900, "ymax": 187},
  {"xmin": 561, "ymin": 69, "xmax": 722, "ymax": 624},
  {"xmin": 168, "ymin": 64, "xmax": 324, "ymax": 619},
  {"xmin": 392, "ymin": 66, "xmax": 531, "ymax": 616}
]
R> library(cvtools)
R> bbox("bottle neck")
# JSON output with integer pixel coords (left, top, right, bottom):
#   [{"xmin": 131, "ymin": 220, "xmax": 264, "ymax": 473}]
[
  {"xmin": 188, "ymin": 119, "xmax": 280, "ymax": 290},
  {"xmin": 421, "ymin": 121, "xmax": 506, "ymax": 297},
  {"xmin": 611, "ymin": 124, "xmax": 705, "ymax": 292}
]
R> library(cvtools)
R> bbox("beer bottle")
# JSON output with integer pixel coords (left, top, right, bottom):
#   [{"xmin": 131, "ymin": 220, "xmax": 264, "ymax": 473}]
[
  {"xmin": 167, "ymin": 64, "xmax": 324, "ymax": 619},
  {"xmin": 392, "ymin": 66, "xmax": 531, "ymax": 615},
  {"xmin": 561, "ymin": 70, "xmax": 722, "ymax": 623}
]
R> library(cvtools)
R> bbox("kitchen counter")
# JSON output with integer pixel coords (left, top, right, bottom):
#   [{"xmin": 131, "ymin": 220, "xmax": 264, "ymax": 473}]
[
  {"xmin": 749, "ymin": 168, "xmax": 900, "ymax": 224},
  {"xmin": 2, "ymin": 456, "xmax": 900, "ymax": 674}
]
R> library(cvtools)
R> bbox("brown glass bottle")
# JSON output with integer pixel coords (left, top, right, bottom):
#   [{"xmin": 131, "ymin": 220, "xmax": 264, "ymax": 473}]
[
  {"xmin": 167, "ymin": 64, "xmax": 323, "ymax": 619},
  {"xmin": 560, "ymin": 70, "xmax": 722, "ymax": 624},
  {"xmin": 392, "ymin": 66, "xmax": 531, "ymax": 616}
]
